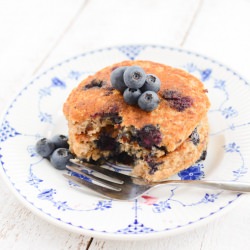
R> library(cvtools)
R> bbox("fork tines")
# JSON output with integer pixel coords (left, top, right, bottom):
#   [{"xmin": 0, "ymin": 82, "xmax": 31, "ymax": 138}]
[{"xmin": 65, "ymin": 159, "xmax": 132, "ymax": 191}]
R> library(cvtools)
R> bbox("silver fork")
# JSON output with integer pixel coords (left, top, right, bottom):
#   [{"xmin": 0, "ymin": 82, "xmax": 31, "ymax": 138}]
[{"xmin": 63, "ymin": 159, "xmax": 250, "ymax": 200}]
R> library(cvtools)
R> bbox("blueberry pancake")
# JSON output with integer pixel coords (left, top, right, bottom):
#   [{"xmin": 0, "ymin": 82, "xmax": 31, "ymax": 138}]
[
  {"xmin": 63, "ymin": 60, "xmax": 210, "ymax": 181},
  {"xmin": 132, "ymin": 116, "xmax": 209, "ymax": 182}
]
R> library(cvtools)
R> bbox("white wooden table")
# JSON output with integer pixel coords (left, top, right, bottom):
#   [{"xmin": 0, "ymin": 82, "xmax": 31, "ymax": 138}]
[{"xmin": 1, "ymin": 0, "xmax": 250, "ymax": 249}]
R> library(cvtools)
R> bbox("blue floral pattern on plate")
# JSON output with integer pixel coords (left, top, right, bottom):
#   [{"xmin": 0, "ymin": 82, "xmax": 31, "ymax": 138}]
[{"xmin": 0, "ymin": 45, "xmax": 250, "ymax": 240}]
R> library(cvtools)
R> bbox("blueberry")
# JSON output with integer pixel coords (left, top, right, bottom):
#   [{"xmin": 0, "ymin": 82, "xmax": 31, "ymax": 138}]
[
  {"xmin": 110, "ymin": 66, "xmax": 128, "ymax": 93},
  {"xmin": 162, "ymin": 90, "xmax": 193, "ymax": 112},
  {"xmin": 84, "ymin": 79, "xmax": 105, "ymax": 90},
  {"xmin": 189, "ymin": 128, "xmax": 200, "ymax": 145},
  {"xmin": 51, "ymin": 134, "xmax": 69, "ymax": 149},
  {"xmin": 96, "ymin": 134, "xmax": 118, "ymax": 151},
  {"xmin": 141, "ymin": 74, "xmax": 161, "ymax": 93},
  {"xmin": 35, "ymin": 138, "xmax": 55, "ymax": 158},
  {"xmin": 50, "ymin": 148, "xmax": 74, "ymax": 170},
  {"xmin": 145, "ymin": 155, "xmax": 163, "ymax": 175},
  {"xmin": 123, "ymin": 66, "xmax": 146, "ymax": 89},
  {"xmin": 196, "ymin": 150, "xmax": 207, "ymax": 163},
  {"xmin": 138, "ymin": 91, "xmax": 159, "ymax": 111},
  {"xmin": 148, "ymin": 161, "xmax": 163, "ymax": 175},
  {"xmin": 137, "ymin": 125, "xmax": 162, "ymax": 149},
  {"xmin": 123, "ymin": 88, "xmax": 142, "ymax": 105}
]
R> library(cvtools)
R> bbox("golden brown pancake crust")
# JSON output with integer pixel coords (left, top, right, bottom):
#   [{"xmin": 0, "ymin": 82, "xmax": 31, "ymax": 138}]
[{"xmin": 63, "ymin": 60, "xmax": 210, "ymax": 153}]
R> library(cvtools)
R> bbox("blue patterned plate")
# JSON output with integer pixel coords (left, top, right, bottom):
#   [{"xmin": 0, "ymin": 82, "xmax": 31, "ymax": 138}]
[{"xmin": 1, "ymin": 45, "xmax": 250, "ymax": 240}]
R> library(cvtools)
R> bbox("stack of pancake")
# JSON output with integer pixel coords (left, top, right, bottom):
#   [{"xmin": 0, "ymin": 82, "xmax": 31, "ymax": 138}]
[{"xmin": 63, "ymin": 60, "xmax": 210, "ymax": 182}]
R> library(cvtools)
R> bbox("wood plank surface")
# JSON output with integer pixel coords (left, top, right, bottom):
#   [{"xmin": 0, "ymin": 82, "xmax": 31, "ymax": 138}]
[{"xmin": 1, "ymin": 0, "xmax": 250, "ymax": 249}]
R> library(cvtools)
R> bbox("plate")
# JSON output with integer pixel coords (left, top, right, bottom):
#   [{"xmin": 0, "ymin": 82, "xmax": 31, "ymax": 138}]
[{"xmin": 1, "ymin": 45, "xmax": 250, "ymax": 240}]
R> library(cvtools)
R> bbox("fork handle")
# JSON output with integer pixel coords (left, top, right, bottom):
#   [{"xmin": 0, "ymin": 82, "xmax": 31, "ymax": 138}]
[{"xmin": 153, "ymin": 180, "xmax": 250, "ymax": 193}]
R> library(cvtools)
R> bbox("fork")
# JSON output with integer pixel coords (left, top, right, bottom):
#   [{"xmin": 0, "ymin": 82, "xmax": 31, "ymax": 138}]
[{"xmin": 63, "ymin": 159, "xmax": 250, "ymax": 200}]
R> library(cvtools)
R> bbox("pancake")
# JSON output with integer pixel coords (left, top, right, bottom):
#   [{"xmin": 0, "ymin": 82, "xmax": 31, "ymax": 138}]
[
  {"xmin": 63, "ymin": 60, "xmax": 210, "ymax": 181},
  {"xmin": 132, "ymin": 116, "xmax": 209, "ymax": 182}
]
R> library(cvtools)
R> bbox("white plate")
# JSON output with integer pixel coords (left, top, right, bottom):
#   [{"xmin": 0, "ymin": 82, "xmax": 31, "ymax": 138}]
[{"xmin": 1, "ymin": 45, "xmax": 250, "ymax": 240}]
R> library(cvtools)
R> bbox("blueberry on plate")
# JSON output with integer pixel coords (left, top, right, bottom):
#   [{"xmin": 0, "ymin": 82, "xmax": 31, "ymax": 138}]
[
  {"xmin": 123, "ymin": 66, "xmax": 146, "ymax": 89},
  {"xmin": 50, "ymin": 148, "xmax": 74, "ymax": 170},
  {"xmin": 35, "ymin": 138, "xmax": 55, "ymax": 158},
  {"xmin": 110, "ymin": 66, "xmax": 128, "ymax": 93},
  {"xmin": 141, "ymin": 74, "xmax": 161, "ymax": 93},
  {"xmin": 123, "ymin": 88, "xmax": 142, "ymax": 105},
  {"xmin": 138, "ymin": 91, "xmax": 160, "ymax": 112},
  {"xmin": 51, "ymin": 134, "xmax": 69, "ymax": 149}
]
